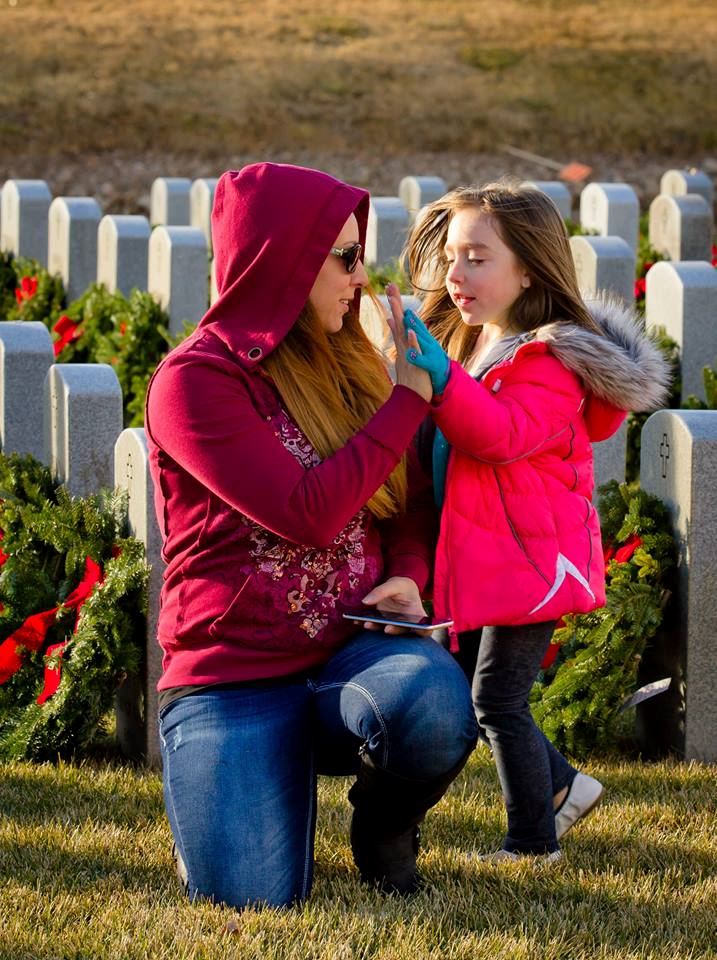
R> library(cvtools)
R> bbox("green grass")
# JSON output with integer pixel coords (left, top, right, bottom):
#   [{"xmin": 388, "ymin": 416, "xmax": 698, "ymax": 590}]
[{"xmin": 1, "ymin": 750, "xmax": 715, "ymax": 959}]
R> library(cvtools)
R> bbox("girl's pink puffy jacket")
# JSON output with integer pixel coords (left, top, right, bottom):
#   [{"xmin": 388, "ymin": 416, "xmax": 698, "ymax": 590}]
[{"xmin": 431, "ymin": 298, "xmax": 671, "ymax": 635}]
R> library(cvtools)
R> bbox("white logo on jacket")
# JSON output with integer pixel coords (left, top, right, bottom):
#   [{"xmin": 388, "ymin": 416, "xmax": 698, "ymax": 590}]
[{"xmin": 528, "ymin": 552, "xmax": 595, "ymax": 616}]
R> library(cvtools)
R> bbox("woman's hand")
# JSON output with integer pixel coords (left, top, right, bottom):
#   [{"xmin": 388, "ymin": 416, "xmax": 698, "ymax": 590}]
[
  {"xmin": 385, "ymin": 284, "xmax": 433, "ymax": 403},
  {"xmin": 403, "ymin": 308, "xmax": 451, "ymax": 394},
  {"xmin": 359, "ymin": 576, "xmax": 427, "ymax": 635}
]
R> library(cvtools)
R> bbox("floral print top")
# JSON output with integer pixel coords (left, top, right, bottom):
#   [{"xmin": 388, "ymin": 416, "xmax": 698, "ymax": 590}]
[{"xmin": 232, "ymin": 407, "xmax": 382, "ymax": 647}]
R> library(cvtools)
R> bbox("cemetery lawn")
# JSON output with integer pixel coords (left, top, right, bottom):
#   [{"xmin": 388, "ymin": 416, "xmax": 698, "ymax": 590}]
[
  {"xmin": 3, "ymin": 0, "xmax": 717, "ymax": 166},
  {"xmin": 1, "ymin": 750, "xmax": 715, "ymax": 960}
]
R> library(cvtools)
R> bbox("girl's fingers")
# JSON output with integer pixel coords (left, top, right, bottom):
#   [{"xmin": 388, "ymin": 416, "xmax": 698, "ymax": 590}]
[
  {"xmin": 406, "ymin": 325, "xmax": 433, "ymax": 356},
  {"xmin": 404, "ymin": 310, "xmax": 430, "ymax": 339},
  {"xmin": 407, "ymin": 329, "xmax": 421, "ymax": 352},
  {"xmin": 406, "ymin": 348, "xmax": 430, "ymax": 370}
]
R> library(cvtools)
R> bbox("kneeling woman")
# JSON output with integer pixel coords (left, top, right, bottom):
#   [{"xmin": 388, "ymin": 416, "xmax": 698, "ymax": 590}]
[{"xmin": 145, "ymin": 163, "xmax": 477, "ymax": 909}]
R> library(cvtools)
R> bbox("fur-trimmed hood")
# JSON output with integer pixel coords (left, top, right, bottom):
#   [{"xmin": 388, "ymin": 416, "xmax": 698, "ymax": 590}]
[{"xmin": 532, "ymin": 296, "xmax": 672, "ymax": 412}]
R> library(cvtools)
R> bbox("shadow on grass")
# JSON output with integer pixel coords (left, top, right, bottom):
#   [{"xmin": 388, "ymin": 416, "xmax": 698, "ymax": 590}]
[
  {"xmin": 312, "ymin": 843, "xmax": 716, "ymax": 955},
  {"xmin": 0, "ymin": 767, "xmax": 163, "ymax": 828},
  {"xmin": 0, "ymin": 836, "xmax": 174, "ymax": 893},
  {"xmin": 432, "ymin": 856, "xmax": 717, "ymax": 954}
]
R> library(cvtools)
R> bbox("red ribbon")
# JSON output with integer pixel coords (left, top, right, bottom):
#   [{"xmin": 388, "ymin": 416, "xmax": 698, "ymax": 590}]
[
  {"xmin": 14, "ymin": 275, "xmax": 38, "ymax": 305},
  {"xmin": 0, "ymin": 609, "xmax": 57, "ymax": 681},
  {"xmin": 614, "ymin": 533, "xmax": 643, "ymax": 564},
  {"xmin": 36, "ymin": 641, "xmax": 68, "ymax": 705},
  {"xmin": 541, "ymin": 642, "xmax": 561, "ymax": 671},
  {"xmin": 540, "ymin": 618, "xmax": 567, "ymax": 671},
  {"xmin": 52, "ymin": 314, "xmax": 83, "ymax": 358},
  {"xmin": 0, "ymin": 557, "xmax": 103, "ymax": 701}
]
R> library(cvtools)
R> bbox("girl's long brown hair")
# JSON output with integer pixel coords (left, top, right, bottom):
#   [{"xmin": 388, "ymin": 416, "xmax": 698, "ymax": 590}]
[
  {"xmin": 262, "ymin": 292, "xmax": 407, "ymax": 520},
  {"xmin": 406, "ymin": 180, "xmax": 604, "ymax": 364}
]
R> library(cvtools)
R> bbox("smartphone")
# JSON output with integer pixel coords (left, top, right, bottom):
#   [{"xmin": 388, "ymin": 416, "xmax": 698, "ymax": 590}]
[{"xmin": 342, "ymin": 610, "xmax": 454, "ymax": 632}]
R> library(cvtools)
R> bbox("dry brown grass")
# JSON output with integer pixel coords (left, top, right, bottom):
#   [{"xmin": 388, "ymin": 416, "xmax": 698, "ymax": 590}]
[{"xmin": 2, "ymin": 0, "xmax": 715, "ymax": 170}]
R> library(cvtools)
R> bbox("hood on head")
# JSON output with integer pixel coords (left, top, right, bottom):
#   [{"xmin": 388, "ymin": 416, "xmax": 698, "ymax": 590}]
[
  {"xmin": 534, "ymin": 295, "xmax": 673, "ymax": 413},
  {"xmin": 199, "ymin": 163, "xmax": 369, "ymax": 369}
]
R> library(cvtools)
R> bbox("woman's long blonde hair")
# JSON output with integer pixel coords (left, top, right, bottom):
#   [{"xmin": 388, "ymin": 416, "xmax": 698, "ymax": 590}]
[
  {"xmin": 262, "ymin": 292, "xmax": 407, "ymax": 520},
  {"xmin": 406, "ymin": 180, "xmax": 604, "ymax": 364}
]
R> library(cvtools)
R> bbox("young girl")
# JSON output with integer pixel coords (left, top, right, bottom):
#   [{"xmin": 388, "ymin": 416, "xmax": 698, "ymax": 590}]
[{"xmin": 395, "ymin": 181, "xmax": 671, "ymax": 861}]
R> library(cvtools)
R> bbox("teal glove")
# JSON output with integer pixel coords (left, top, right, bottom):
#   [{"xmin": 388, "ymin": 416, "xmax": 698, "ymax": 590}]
[{"xmin": 404, "ymin": 309, "xmax": 451, "ymax": 394}]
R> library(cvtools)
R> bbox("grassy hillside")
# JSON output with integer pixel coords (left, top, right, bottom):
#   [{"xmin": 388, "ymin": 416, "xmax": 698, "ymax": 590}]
[{"xmin": 2, "ymin": 0, "xmax": 716, "ymax": 167}]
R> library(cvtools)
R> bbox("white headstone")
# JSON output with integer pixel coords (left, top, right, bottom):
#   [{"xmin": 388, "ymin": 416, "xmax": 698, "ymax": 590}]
[
  {"xmin": 648, "ymin": 194, "xmax": 713, "ymax": 263},
  {"xmin": 640, "ymin": 409, "xmax": 717, "ymax": 762},
  {"xmin": 579, "ymin": 183, "xmax": 640, "ymax": 251},
  {"xmin": 48, "ymin": 197, "xmax": 102, "ymax": 302},
  {"xmin": 645, "ymin": 261, "xmax": 717, "ymax": 404},
  {"xmin": 97, "ymin": 215, "xmax": 151, "ymax": 296},
  {"xmin": 43, "ymin": 363, "xmax": 123, "ymax": 497},
  {"xmin": 209, "ymin": 256, "xmax": 219, "ymax": 306},
  {"xmin": 660, "ymin": 169, "xmax": 714, "ymax": 208},
  {"xmin": 0, "ymin": 321, "xmax": 54, "ymax": 460},
  {"xmin": 365, "ymin": 198, "xmax": 410, "ymax": 267},
  {"xmin": 190, "ymin": 177, "xmax": 219, "ymax": 251},
  {"xmin": 592, "ymin": 420, "xmax": 627, "ymax": 493},
  {"xmin": 150, "ymin": 177, "xmax": 192, "ymax": 227},
  {"xmin": 523, "ymin": 181, "xmax": 572, "ymax": 220},
  {"xmin": 570, "ymin": 235, "xmax": 636, "ymax": 303},
  {"xmin": 398, "ymin": 176, "xmax": 447, "ymax": 223},
  {"xmin": 114, "ymin": 427, "xmax": 164, "ymax": 766},
  {"xmin": 0, "ymin": 180, "xmax": 52, "ymax": 265},
  {"xmin": 148, "ymin": 226, "xmax": 208, "ymax": 335}
]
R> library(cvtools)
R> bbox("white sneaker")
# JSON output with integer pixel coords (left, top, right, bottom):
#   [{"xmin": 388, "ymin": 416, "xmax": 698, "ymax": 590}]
[
  {"xmin": 473, "ymin": 848, "xmax": 563, "ymax": 865},
  {"xmin": 555, "ymin": 772, "xmax": 604, "ymax": 840}
]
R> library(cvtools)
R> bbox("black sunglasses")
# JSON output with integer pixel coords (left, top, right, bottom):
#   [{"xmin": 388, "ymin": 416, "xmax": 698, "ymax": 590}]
[{"xmin": 330, "ymin": 241, "xmax": 363, "ymax": 274}]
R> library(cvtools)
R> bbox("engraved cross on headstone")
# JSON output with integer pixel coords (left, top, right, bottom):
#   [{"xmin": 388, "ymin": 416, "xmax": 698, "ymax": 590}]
[{"xmin": 660, "ymin": 432, "xmax": 670, "ymax": 478}]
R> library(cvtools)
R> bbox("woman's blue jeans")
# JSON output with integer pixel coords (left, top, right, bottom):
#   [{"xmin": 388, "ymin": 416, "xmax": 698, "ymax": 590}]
[
  {"xmin": 459, "ymin": 622, "xmax": 577, "ymax": 854},
  {"xmin": 159, "ymin": 630, "xmax": 477, "ymax": 909}
]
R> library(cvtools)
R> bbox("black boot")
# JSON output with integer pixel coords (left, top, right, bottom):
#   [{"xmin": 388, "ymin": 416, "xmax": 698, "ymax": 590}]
[{"xmin": 348, "ymin": 747, "xmax": 472, "ymax": 895}]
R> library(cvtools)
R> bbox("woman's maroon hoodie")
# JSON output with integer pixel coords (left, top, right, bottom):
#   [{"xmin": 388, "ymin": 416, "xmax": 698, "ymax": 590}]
[{"xmin": 145, "ymin": 163, "xmax": 432, "ymax": 688}]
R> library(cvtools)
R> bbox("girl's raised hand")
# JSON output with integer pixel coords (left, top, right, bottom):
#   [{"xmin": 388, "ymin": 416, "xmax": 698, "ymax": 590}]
[
  {"xmin": 403, "ymin": 309, "xmax": 452, "ymax": 394},
  {"xmin": 385, "ymin": 284, "xmax": 433, "ymax": 403}
]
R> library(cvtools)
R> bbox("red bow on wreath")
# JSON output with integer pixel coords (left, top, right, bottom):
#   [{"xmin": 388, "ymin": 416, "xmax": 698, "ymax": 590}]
[
  {"xmin": 14, "ymin": 275, "xmax": 38, "ymax": 305},
  {"xmin": 0, "ymin": 557, "xmax": 104, "ymax": 703},
  {"xmin": 52, "ymin": 314, "xmax": 83, "ymax": 357}
]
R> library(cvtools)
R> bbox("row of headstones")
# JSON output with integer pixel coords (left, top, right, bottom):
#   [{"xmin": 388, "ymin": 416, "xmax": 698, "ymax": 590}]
[
  {"xmin": 365, "ymin": 170, "xmax": 715, "ymax": 268},
  {"xmin": 0, "ymin": 318, "xmax": 715, "ymax": 765},
  {"xmin": 0, "ymin": 179, "xmax": 213, "ymax": 336},
  {"xmin": 1, "ymin": 170, "xmax": 714, "ymax": 337},
  {"xmin": 4, "ymin": 240, "xmax": 717, "ymax": 493}
]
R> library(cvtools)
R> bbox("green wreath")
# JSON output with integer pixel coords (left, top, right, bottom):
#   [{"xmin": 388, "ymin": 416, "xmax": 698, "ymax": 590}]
[
  {"xmin": 531, "ymin": 481, "xmax": 675, "ymax": 757},
  {"xmin": 0, "ymin": 250, "xmax": 66, "ymax": 329},
  {"xmin": 0, "ymin": 452, "xmax": 148, "ymax": 761}
]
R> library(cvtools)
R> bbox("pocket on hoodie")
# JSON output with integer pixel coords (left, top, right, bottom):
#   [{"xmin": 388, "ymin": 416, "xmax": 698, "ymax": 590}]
[
  {"xmin": 207, "ymin": 568, "xmax": 356, "ymax": 654},
  {"xmin": 207, "ymin": 574, "xmax": 253, "ymax": 640}
]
